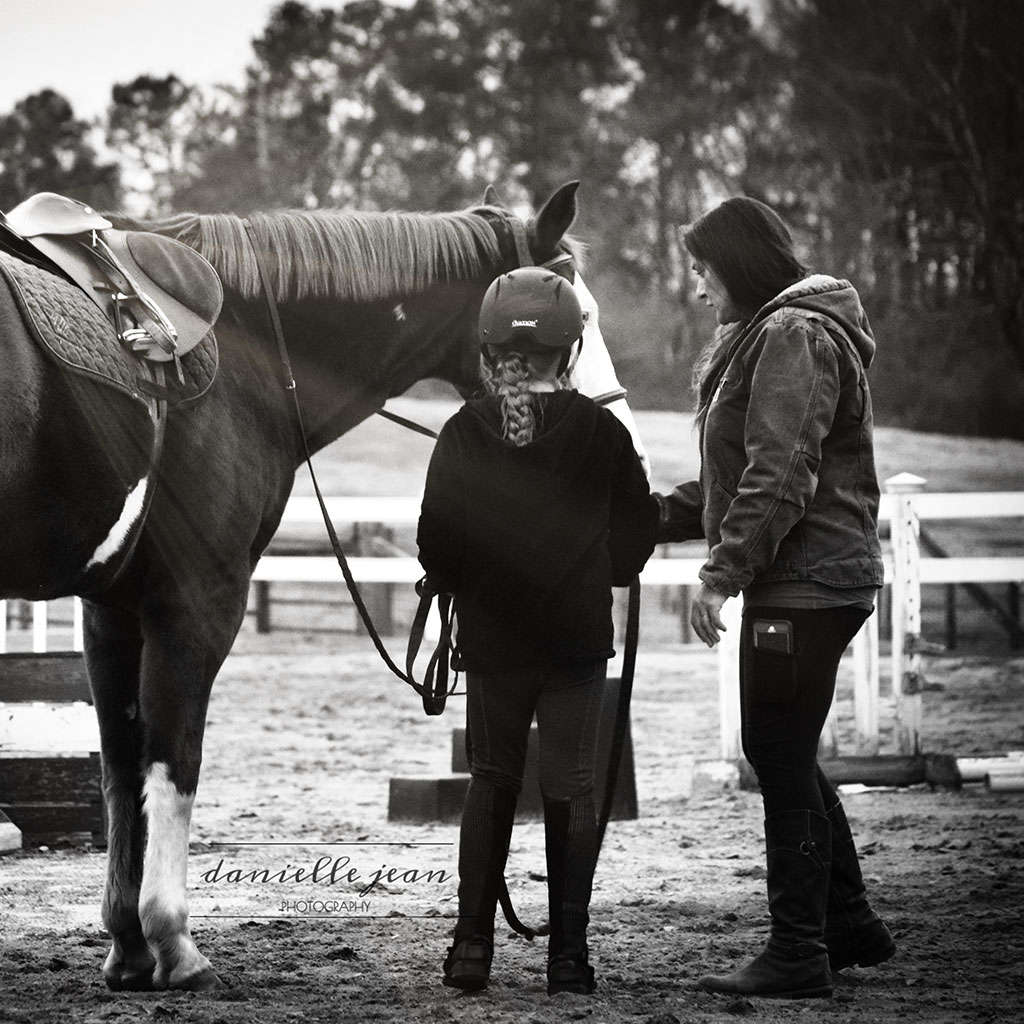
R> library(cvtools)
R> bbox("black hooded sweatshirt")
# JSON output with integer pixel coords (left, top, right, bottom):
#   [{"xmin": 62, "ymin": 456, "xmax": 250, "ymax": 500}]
[{"xmin": 417, "ymin": 390, "xmax": 658, "ymax": 673}]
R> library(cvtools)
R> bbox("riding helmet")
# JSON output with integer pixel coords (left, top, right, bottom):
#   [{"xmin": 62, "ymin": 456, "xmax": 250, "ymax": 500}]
[{"xmin": 478, "ymin": 266, "xmax": 584, "ymax": 354}]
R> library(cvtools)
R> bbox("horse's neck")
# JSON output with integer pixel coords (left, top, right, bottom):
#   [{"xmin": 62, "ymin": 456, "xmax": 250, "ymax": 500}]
[{"xmin": 266, "ymin": 291, "xmax": 471, "ymax": 449}]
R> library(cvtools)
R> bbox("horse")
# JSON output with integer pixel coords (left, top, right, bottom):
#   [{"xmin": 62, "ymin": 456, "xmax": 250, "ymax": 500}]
[{"xmin": 0, "ymin": 180, "xmax": 644, "ymax": 991}]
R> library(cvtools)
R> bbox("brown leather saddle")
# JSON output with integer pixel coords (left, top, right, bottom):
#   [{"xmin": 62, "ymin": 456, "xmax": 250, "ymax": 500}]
[{"xmin": 0, "ymin": 192, "xmax": 223, "ymax": 375}]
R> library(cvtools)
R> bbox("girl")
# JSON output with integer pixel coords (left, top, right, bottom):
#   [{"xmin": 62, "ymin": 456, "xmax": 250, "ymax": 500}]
[{"xmin": 417, "ymin": 266, "xmax": 657, "ymax": 995}]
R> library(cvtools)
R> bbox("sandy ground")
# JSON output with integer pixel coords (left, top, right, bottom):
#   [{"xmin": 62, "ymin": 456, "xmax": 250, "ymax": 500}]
[{"xmin": 1, "ymin": 620, "xmax": 1023, "ymax": 1024}]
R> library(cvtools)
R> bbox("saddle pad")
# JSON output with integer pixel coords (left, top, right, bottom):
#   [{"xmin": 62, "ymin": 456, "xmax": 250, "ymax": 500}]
[{"xmin": 0, "ymin": 250, "xmax": 217, "ymax": 406}]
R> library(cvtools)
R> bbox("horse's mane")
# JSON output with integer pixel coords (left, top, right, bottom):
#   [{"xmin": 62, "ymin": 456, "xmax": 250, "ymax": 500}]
[{"xmin": 131, "ymin": 209, "xmax": 502, "ymax": 302}]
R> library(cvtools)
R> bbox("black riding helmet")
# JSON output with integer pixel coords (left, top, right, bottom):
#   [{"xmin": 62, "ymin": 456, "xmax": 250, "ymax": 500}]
[{"xmin": 478, "ymin": 267, "xmax": 584, "ymax": 370}]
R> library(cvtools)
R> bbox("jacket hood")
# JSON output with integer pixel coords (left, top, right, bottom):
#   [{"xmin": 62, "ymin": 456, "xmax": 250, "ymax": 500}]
[{"xmin": 762, "ymin": 274, "xmax": 876, "ymax": 368}]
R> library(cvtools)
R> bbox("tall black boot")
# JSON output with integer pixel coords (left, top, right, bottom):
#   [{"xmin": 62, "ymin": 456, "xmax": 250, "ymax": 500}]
[
  {"xmin": 443, "ymin": 778, "xmax": 517, "ymax": 991},
  {"xmin": 825, "ymin": 798, "xmax": 896, "ymax": 971},
  {"xmin": 700, "ymin": 810, "xmax": 833, "ymax": 999},
  {"xmin": 544, "ymin": 795, "xmax": 598, "ymax": 995}
]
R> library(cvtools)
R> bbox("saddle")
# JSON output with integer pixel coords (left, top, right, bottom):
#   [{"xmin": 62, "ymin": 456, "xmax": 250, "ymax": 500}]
[
  {"xmin": 0, "ymin": 192, "xmax": 223, "ymax": 373},
  {"xmin": 0, "ymin": 249, "xmax": 218, "ymax": 409}
]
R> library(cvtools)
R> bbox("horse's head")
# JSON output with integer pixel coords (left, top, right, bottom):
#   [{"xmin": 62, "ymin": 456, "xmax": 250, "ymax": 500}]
[
  {"xmin": 465, "ymin": 181, "xmax": 651, "ymax": 474},
  {"xmin": 435, "ymin": 180, "xmax": 582, "ymax": 395}
]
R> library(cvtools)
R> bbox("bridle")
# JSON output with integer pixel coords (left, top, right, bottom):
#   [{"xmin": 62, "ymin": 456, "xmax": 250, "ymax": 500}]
[{"xmin": 378, "ymin": 211, "xmax": 578, "ymax": 447}]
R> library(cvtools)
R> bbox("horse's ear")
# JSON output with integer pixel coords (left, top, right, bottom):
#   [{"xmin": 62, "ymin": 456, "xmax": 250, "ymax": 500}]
[
  {"xmin": 535, "ymin": 181, "xmax": 580, "ymax": 251},
  {"xmin": 483, "ymin": 184, "xmax": 502, "ymax": 207}
]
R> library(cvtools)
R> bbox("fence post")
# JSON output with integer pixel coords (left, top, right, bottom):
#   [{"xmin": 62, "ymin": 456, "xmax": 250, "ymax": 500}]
[
  {"xmin": 886, "ymin": 472, "xmax": 926, "ymax": 755},
  {"xmin": 32, "ymin": 603, "xmax": 48, "ymax": 653},
  {"xmin": 718, "ymin": 597, "xmax": 743, "ymax": 760},
  {"xmin": 851, "ymin": 609, "xmax": 881, "ymax": 755}
]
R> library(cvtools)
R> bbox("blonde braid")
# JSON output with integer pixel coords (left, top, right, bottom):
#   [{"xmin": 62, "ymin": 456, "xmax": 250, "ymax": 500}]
[{"xmin": 483, "ymin": 352, "xmax": 537, "ymax": 446}]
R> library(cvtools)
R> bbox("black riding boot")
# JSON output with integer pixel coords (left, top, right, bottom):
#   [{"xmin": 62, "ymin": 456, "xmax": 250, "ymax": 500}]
[
  {"xmin": 824, "ymin": 798, "xmax": 896, "ymax": 971},
  {"xmin": 443, "ymin": 778, "xmax": 517, "ymax": 991},
  {"xmin": 700, "ymin": 809, "xmax": 833, "ymax": 999},
  {"xmin": 543, "ymin": 795, "xmax": 598, "ymax": 996}
]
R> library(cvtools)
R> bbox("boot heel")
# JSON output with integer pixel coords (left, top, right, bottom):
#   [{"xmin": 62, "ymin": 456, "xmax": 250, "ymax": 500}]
[
  {"xmin": 547, "ymin": 952, "xmax": 596, "ymax": 995},
  {"xmin": 442, "ymin": 937, "xmax": 492, "ymax": 991}
]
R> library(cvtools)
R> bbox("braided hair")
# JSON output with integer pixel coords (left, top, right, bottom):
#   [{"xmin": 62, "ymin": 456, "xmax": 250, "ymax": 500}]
[{"xmin": 482, "ymin": 349, "xmax": 567, "ymax": 446}]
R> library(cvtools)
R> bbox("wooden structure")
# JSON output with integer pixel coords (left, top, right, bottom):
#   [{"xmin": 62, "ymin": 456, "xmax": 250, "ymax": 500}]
[{"xmin": 0, "ymin": 650, "xmax": 105, "ymax": 848}]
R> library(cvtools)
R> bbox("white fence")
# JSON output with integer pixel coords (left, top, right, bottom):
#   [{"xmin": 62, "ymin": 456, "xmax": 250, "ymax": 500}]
[{"xmin": 3, "ymin": 477, "xmax": 1022, "ymax": 763}]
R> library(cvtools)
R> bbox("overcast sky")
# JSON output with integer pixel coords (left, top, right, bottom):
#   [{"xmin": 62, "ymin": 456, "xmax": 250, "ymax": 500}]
[
  {"xmin": 3, "ymin": 1, "xmax": 763, "ymax": 123},
  {"xmin": 2, "ymin": 0, "xmax": 281, "ymax": 120}
]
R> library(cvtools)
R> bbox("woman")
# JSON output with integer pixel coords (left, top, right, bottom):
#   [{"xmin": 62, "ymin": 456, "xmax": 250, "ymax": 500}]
[
  {"xmin": 657, "ymin": 197, "xmax": 895, "ymax": 998},
  {"xmin": 418, "ymin": 266, "xmax": 658, "ymax": 996}
]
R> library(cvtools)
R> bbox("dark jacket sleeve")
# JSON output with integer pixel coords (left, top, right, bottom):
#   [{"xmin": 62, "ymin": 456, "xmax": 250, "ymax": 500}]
[
  {"xmin": 416, "ymin": 419, "xmax": 465, "ymax": 595},
  {"xmin": 653, "ymin": 481, "xmax": 706, "ymax": 544},
  {"xmin": 608, "ymin": 423, "xmax": 660, "ymax": 585}
]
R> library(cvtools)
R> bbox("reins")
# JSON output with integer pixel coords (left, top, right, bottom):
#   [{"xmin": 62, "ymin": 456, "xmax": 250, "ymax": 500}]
[
  {"xmin": 242, "ymin": 214, "xmax": 642, "ymax": 941},
  {"xmin": 243, "ymin": 218, "xmax": 456, "ymax": 715}
]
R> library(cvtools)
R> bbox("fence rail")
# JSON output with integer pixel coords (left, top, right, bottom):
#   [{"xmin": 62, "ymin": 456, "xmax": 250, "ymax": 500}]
[{"xmin": 3, "ymin": 477, "xmax": 1021, "ymax": 765}]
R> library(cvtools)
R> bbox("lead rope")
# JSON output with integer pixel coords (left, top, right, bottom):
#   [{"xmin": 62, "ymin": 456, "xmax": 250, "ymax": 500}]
[{"xmin": 243, "ymin": 220, "xmax": 454, "ymax": 716}]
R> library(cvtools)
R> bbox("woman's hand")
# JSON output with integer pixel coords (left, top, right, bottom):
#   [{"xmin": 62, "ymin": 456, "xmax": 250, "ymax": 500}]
[{"xmin": 691, "ymin": 583, "xmax": 729, "ymax": 648}]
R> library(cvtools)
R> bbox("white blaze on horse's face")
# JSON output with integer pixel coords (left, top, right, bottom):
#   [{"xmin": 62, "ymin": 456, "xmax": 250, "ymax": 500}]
[
  {"xmin": 84, "ymin": 479, "xmax": 148, "ymax": 570},
  {"xmin": 568, "ymin": 274, "xmax": 651, "ymax": 477}
]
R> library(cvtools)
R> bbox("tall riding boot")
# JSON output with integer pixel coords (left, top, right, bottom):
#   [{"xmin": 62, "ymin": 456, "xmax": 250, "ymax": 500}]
[
  {"xmin": 700, "ymin": 810, "xmax": 833, "ymax": 999},
  {"xmin": 543, "ymin": 795, "xmax": 598, "ymax": 995},
  {"xmin": 824, "ymin": 798, "xmax": 896, "ymax": 971},
  {"xmin": 443, "ymin": 778, "xmax": 517, "ymax": 991}
]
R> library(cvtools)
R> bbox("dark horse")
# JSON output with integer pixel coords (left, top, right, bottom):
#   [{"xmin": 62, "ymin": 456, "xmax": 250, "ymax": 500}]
[{"xmin": 0, "ymin": 182, "xmax": 630, "ymax": 990}]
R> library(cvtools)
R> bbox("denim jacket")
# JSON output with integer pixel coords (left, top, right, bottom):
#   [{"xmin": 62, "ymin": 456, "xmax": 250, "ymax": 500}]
[{"xmin": 657, "ymin": 275, "xmax": 884, "ymax": 597}]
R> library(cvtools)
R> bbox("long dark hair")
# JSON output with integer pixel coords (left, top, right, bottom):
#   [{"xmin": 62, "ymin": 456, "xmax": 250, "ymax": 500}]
[
  {"xmin": 683, "ymin": 196, "xmax": 808, "ymax": 315},
  {"xmin": 684, "ymin": 197, "xmax": 809, "ymax": 426}
]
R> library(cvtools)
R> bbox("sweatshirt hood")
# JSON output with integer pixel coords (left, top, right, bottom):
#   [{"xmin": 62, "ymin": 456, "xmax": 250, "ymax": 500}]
[
  {"xmin": 461, "ymin": 390, "xmax": 600, "ymax": 498},
  {"xmin": 762, "ymin": 274, "xmax": 876, "ymax": 368}
]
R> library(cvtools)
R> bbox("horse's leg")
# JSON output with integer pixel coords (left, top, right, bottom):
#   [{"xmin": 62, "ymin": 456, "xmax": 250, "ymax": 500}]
[
  {"xmin": 134, "ymin": 584, "xmax": 248, "ymax": 991},
  {"xmin": 83, "ymin": 602, "xmax": 157, "ymax": 991}
]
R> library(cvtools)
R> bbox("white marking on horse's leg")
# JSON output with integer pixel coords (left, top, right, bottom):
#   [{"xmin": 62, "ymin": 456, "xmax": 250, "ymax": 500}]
[
  {"xmin": 85, "ymin": 479, "xmax": 148, "ymax": 569},
  {"xmin": 139, "ymin": 763, "xmax": 217, "ymax": 990}
]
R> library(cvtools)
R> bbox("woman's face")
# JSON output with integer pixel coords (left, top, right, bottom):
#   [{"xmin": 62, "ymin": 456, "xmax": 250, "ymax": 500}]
[{"xmin": 692, "ymin": 260, "xmax": 745, "ymax": 325}]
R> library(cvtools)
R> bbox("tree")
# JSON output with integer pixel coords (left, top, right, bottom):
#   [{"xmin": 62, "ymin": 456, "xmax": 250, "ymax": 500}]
[
  {"xmin": 0, "ymin": 90, "xmax": 121, "ymax": 212},
  {"xmin": 106, "ymin": 74, "xmax": 197, "ymax": 215},
  {"xmin": 610, "ymin": 0, "xmax": 774, "ymax": 295},
  {"xmin": 772, "ymin": 0, "xmax": 1024, "ymax": 373}
]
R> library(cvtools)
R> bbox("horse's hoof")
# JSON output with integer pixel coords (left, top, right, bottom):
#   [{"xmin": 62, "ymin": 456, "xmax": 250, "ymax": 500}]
[
  {"xmin": 153, "ymin": 962, "xmax": 223, "ymax": 992},
  {"xmin": 103, "ymin": 954, "xmax": 157, "ymax": 992},
  {"xmin": 179, "ymin": 966, "xmax": 223, "ymax": 992}
]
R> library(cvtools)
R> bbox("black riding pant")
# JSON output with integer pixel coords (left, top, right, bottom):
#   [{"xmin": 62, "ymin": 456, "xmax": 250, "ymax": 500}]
[
  {"xmin": 464, "ymin": 660, "xmax": 606, "ymax": 799},
  {"xmin": 739, "ymin": 605, "xmax": 870, "ymax": 818}
]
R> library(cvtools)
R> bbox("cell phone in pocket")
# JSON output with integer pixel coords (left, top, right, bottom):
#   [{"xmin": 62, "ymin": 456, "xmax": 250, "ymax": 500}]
[{"xmin": 752, "ymin": 619, "xmax": 793, "ymax": 655}]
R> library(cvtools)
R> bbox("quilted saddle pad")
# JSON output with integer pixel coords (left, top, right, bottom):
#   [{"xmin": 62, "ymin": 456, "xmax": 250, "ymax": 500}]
[{"xmin": 0, "ymin": 250, "xmax": 218, "ymax": 407}]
